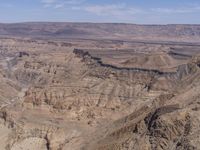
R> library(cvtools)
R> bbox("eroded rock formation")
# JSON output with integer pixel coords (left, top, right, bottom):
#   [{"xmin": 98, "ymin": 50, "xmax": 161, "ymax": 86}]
[{"xmin": 0, "ymin": 36, "xmax": 200, "ymax": 150}]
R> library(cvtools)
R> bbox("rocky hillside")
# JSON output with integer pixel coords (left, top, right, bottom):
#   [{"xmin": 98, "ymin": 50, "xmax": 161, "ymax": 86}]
[{"xmin": 0, "ymin": 27, "xmax": 200, "ymax": 149}]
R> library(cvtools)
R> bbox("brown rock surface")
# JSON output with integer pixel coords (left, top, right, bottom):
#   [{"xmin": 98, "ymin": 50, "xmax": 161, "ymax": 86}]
[{"xmin": 0, "ymin": 23, "xmax": 200, "ymax": 150}]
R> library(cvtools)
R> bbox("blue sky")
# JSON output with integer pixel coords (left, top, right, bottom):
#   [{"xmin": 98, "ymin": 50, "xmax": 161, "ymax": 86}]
[{"xmin": 0, "ymin": 0, "xmax": 200, "ymax": 24}]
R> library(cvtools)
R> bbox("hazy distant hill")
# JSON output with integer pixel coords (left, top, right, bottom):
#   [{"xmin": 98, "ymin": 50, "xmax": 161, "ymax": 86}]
[{"xmin": 0, "ymin": 22, "xmax": 200, "ymax": 42}]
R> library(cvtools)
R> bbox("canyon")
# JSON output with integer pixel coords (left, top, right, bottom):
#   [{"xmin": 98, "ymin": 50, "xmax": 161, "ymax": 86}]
[{"xmin": 0, "ymin": 23, "xmax": 200, "ymax": 150}]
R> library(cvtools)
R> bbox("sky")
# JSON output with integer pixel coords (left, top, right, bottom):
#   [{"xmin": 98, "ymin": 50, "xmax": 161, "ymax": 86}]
[{"xmin": 0, "ymin": 0, "xmax": 200, "ymax": 24}]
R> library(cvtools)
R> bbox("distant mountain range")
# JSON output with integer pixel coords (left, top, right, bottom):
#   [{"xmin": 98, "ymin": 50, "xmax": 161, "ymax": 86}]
[{"xmin": 0, "ymin": 22, "xmax": 200, "ymax": 42}]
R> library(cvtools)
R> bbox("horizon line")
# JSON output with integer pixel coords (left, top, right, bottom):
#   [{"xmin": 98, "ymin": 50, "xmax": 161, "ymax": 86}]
[{"xmin": 0, "ymin": 21, "xmax": 200, "ymax": 26}]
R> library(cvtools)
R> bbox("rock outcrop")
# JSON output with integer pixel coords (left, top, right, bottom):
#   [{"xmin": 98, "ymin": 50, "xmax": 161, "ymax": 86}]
[{"xmin": 0, "ymin": 37, "xmax": 200, "ymax": 150}]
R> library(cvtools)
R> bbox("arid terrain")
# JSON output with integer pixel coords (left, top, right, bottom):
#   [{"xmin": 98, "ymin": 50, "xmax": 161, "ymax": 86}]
[{"xmin": 0, "ymin": 23, "xmax": 200, "ymax": 150}]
